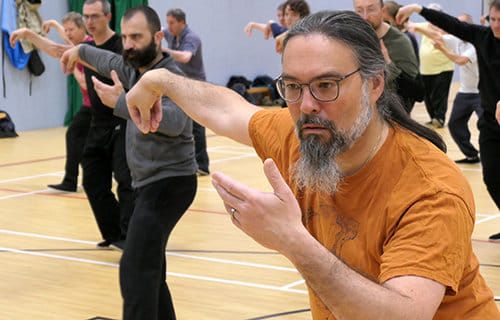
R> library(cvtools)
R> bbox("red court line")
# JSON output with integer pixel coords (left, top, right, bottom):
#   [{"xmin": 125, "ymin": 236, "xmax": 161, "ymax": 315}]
[{"xmin": 0, "ymin": 155, "xmax": 65, "ymax": 168}]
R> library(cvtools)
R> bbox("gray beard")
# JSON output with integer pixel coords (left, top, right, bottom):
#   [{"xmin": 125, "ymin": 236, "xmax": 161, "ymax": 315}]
[{"xmin": 290, "ymin": 82, "xmax": 373, "ymax": 194}]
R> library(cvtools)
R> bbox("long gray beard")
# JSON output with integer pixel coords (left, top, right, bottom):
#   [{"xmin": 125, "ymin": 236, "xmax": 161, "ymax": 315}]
[{"xmin": 290, "ymin": 82, "xmax": 373, "ymax": 194}]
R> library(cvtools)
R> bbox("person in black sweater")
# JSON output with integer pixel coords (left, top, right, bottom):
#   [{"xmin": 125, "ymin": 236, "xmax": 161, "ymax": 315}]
[
  {"xmin": 397, "ymin": 2, "xmax": 500, "ymax": 240},
  {"xmin": 78, "ymin": 0, "xmax": 134, "ymax": 249}
]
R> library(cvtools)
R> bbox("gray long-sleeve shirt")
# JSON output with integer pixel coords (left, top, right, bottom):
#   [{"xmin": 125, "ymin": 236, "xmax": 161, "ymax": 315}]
[{"xmin": 79, "ymin": 44, "xmax": 197, "ymax": 188}]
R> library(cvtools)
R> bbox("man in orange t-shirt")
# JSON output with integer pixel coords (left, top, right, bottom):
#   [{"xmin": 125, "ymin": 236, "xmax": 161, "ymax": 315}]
[{"xmin": 126, "ymin": 10, "xmax": 499, "ymax": 320}]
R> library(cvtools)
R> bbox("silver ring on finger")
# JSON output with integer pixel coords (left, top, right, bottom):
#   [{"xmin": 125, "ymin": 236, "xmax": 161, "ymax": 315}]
[{"xmin": 230, "ymin": 207, "xmax": 237, "ymax": 219}]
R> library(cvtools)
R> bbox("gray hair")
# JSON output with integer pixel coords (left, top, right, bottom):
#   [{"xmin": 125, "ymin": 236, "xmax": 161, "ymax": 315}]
[
  {"xmin": 62, "ymin": 12, "xmax": 85, "ymax": 29},
  {"xmin": 282, "ymin": 10, "xmax": 447, "ymax": 152},
  {"xmin": 167, "ymin": 8, "xmax": 186, "ymax": 23}
]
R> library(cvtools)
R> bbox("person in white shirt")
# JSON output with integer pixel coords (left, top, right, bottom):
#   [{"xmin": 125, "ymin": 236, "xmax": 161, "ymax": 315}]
[{"xmin": 433, "ymin": 14, "xmax": 482, "ymax": 163}]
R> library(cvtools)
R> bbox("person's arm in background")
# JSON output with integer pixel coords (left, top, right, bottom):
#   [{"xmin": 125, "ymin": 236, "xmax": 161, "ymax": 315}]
[
  {"xmin": 244, "ymin": 21, "xmax": 272, "ymax": 39},
  {"xmin": 42, "ymin": 19, "xmax": 72, "ymax": 45},
  {"xmin": 9, "ymin": 28, "xmax": 70, "ymax": 58},
  {"xmin": 433, "ymin": 38, "xmax": 470, "ymax": 66},
  {"xmin": 397, "ymin": 4, "xmax": 481, "ymax": 43},
  {"xmin": 406, "ymin": 21, "xmax": 442, "ymax": 40}
]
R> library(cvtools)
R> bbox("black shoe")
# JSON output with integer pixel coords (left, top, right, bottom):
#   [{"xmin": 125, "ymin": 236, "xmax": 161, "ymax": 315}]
[
  {"xmin": 47, "ymin": 182, "xmax": 77, "ymax": 192},
  {"xmin": 96, "ymin": 239, "xmax": 112, "ymax": 248},
  {"xmin": 489, "ymin": 232, "xmax": 500, "ymax": 242},
  {"xmin": 455, "ymin": 156, "xmax": 480, "ymax": 164},
  {"xmin": 197, "ymin": 169, "xmax": 210, "ymax": 176},
  {"xmin": 431, "ymin": 118, "xmax": 444, "ymax": 128},
  {"xmin": 110, "ymin": 240, "xmax": 125, "ymax": 251}
]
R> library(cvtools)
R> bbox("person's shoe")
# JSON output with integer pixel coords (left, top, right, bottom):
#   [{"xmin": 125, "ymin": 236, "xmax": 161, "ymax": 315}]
[
  {"xmin": 455, "ymin": 156, "xmax": 480, "ymax": 164},
  {"xmin": 431, "ymin": 118, "xmax": 444, "ymax": 128},
  {"xmin": 96, "ymin": 239, "xmax": 112, "ymax": 248},
  {"xmin": 489, "ymin": 232, "xmax": 500, "ymax": 242},
  {"xmin": 110, "ymin": 240, "xmax": 125, "ymax": 251},
  {"xmin": 47, "ymin": 182, "xmax": 77, "ymax": 192},
  {"xmin": 197, "ymin": 169, "xmax": 210, "ymax": 176}
]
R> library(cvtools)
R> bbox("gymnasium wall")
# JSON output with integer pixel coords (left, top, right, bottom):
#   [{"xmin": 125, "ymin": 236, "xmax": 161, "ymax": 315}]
[{"xmin": 0, "ymin": 0, "xmax": 484, "ymax": 131}]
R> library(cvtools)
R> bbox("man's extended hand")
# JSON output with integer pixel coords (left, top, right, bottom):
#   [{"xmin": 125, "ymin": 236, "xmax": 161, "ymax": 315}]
[
  {"xmin": 125, "ymin": 69, "xmax": 164, "ymax": 133},
  {"xmin": 92, "ymin": 70, "xmax": 124, "ymax": 109},
  {"xmin": 9, "ymin": 28, "xmax": 29, "ymax": 48},
  {"xmin": 60, "ymin": 44, "xmax": 81, "ymax": 74},
  {"xmin": 211, "ymin": 158, "xmax": 305, "ymax": 253},
  {"xmin": 396, "ymin": 4, "xmax": 423, "ymax": 26}
]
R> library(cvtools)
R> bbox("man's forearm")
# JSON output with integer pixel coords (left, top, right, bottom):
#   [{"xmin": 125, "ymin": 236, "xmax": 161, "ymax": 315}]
[
  {"xmin": 23, "ymin": 30, "xmax": 69, "ymax": 58},
  {"xmin": 163, "ymin": 47, "xmax": 192, "ymax": 64},
  {"xmin": 284, "ymin": 233, "xmax": 438, "ymax": 320},
  {"xmin": 144, "ymin": 68, "xmax": 258, "ymax": 145}
]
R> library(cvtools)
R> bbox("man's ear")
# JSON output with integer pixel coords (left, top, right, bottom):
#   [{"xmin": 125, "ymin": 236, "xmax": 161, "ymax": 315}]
[
  {"xmin": 369, "ymin": 73, "xmax": 385, "ymax": 104},
  {"xmin": 154, "ymin": 30, "xmax": 164, "ymax": 44}
]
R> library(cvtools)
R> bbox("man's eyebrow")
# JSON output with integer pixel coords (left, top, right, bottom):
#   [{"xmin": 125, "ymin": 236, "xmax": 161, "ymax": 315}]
[{"xmin": 281, "ymin": 71, "xmax": 346, "ymax": 81}]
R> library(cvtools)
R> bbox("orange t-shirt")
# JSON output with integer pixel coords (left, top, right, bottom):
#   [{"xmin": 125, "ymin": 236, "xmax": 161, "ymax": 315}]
[{"xmin": 249, "ymin": 108, "xmax": 499, "ymax": 320}]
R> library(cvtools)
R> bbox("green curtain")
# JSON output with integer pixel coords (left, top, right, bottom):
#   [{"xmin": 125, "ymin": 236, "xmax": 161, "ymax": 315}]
[{"xmin": 65, "ymin": 0, "xmax": 148, "ymax": 125}]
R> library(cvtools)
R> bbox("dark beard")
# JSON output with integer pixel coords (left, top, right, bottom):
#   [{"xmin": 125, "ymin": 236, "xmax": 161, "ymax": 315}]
[{"xmin": 123, "ymin": 40, "xmax": 158, "ymax": 69}]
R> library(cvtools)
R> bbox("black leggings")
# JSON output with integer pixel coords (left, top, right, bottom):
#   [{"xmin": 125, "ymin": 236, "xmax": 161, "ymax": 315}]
[
  {"xmin": 120, "ymin": 175, "xmax": 197, "ymax": 320},
  {"xmin": 479, "ymin": 116, "xmax": 500, "ymax": 209}
]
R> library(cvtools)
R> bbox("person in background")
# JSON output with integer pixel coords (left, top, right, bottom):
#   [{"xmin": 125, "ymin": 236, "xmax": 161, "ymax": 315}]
[
  {"xmin": 354, "ymin": 0, "xmax": 422, "ymax": 113},
  {"xmin": 10, "ymin": 13, "xmax": 92, "ymax": 193},
  {"xmin": 397, "ymin": 0, "xmax": 500, "ymax": 241},
  {"xmin": 425, "ymin": 14, "xmax": 482, "ymax": 164},
  {"xmin": 382, "ymin": 0, "xmax": 419, "ymax": 64},
  {"xmin": 244, "ymin": 2, "xmax": 288, "ymax": 39},
  {"xmin": 406, "ymin": 3, "xmax": 454, "ymax": 128},
  {"xmin": 163, "ymin": 8, "xmax": 210, "ymax": 176}
]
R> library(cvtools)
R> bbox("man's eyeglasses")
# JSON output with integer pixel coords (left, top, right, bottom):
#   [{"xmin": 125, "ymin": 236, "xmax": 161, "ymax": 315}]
[
  {"xmin": 275, "ymin": 68, "xmax": 360, "ymax": 103},
  {"xmin": 83, "ymin": 13, "xmax": 105, "ymax": 21}
]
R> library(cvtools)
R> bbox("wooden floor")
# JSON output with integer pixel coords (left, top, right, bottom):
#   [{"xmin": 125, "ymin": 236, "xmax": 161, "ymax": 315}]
[{"xmin": 1, "ymin": 96, "xmax": 499, "ymax": 319}]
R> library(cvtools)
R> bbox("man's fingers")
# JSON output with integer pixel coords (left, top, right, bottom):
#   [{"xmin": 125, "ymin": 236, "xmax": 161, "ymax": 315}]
[
  {"xmin": 262, "ymin": 159, "xmax": 292, "ymax": 201},
  {"xmin": 110, "ymin": 70, "xmax": 121, "ymax": 87},
  {"xmin": 211, "ymin": 172, "xmax": 250, "ymax": 204},
  {"xmin": 211, "ymin": 175, "xmax": 247, "ymax": 211},
  {"xmin": 129, "ymin": 106, "xmax": 144, "ymax": 131},
  {"xmin": 150, "ymin": 100, "xmax": 163, "ymax": 132}
]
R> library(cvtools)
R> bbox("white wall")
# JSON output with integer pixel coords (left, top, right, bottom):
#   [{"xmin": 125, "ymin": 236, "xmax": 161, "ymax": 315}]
[{"xmin": 0, "ymin": 0, "xmax": 484, "ymax": 131}]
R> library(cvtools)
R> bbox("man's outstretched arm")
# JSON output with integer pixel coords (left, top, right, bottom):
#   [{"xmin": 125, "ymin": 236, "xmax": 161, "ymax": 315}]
[
  {"xmin": 10, "ymin": 28, "xmax": 70, "ymax": 58},
  {"xmin": 126, "ymin": 68, "xmax": 261, "ymax": 145}
]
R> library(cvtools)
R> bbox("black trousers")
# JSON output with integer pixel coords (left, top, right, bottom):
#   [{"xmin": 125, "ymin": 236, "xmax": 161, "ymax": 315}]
[
  {"xmin": 62, "ymin": 106, "xmax": 91, "ymax": 186},
  {"xmin": 478, "ymin": 116, "xmax": 500, "ymax": 209},
  {"xmin": 193, "ymin": 121, "xmax": 209, "ymax": 173},
  {"xmin": 82, "ymin": 123, "xmax": 134, "ymax": 242},
  {"xmin": 422, "ymin": 71, "xmax": 454, "ymax": 123},
  {"xmin": 120, "ymin": 175, "xmax": 197, "ymax": 320},
  {"xmin": 448, "ymin": 93, "xmax": 483, "ymax": 158}
]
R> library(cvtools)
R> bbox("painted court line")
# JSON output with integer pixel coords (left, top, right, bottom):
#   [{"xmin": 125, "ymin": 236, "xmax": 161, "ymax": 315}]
[
  {"xmin": 475, "ymin": 214, "xmax": 500, "ymax": 225},
  {"xmin": 212, "ymin": 154, "xmax": 257, "ymax": 164},
  {"xmin": 167, "ymin": 252, "xmax": 298, "ymax": 273},
  {"xmin": 0, "ymin": 229, "xmax": 293, "ymax": 272},
  {"xmin": 0, "ymin": 188, "xmax": 52, "ymax": 201},
  {"xmin": 280, "ymin": 279, "xmax": 306, "ymax": 290},
  {"xmin": 0, "ymin": 171, "xmax": 63, "ymax": 184},
  {"xmin": 0, "ymin": 246, "xmax": 306, "ymax": 296}
]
